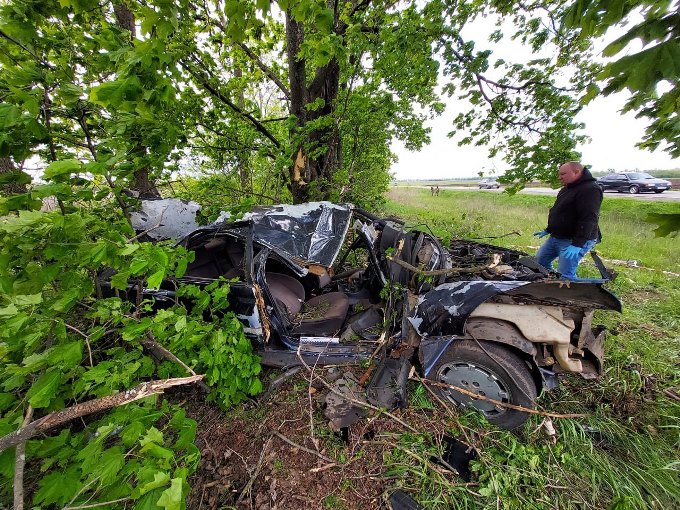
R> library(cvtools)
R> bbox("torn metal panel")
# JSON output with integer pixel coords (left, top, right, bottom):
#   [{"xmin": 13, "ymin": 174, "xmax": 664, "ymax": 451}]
[
  {"xmin": 505, "ymin": 280, "xmax": 622, "ymax": 311},
  {"xmin": 130, "ymin": 198, "xmax": 203, "ymax": 241},
  {"xmin": 243, "ymin": 202, "xmax": 353, "ymax": 267},
  {"xmin": 409, "ymin": 281, "xmax": 530, "ymax": 337}
]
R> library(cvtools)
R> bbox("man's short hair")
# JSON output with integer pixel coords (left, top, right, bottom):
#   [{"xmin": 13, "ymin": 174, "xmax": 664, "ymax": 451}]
[{"xmin": 563, "ymin": 161, "xmax": 584, "ymax": 173}]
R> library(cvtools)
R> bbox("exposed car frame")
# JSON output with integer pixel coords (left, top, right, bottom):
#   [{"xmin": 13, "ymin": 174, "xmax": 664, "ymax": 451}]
[{"xmin": 115, "ymin": 199, "xmax": 621, "ymax": 429}]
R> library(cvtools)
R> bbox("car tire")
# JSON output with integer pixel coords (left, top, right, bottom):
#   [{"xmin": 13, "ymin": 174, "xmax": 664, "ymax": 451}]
[
  {"xmin": 427, "ymin": 340, "xmax": 537, "ymax": 429},
  {"xmin": 629, "ymin": 185, "xmax": 640, "ymax": 194}
]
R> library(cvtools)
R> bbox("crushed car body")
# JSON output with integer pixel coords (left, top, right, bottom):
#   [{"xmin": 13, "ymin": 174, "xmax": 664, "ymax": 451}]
[{"xmin": 116, "ymin": 198, "xmax": 622, "ymax": 429}]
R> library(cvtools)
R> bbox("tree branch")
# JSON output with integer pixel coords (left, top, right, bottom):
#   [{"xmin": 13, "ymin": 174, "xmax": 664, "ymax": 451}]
[
  {"xmin": 180, "ymin": 59, "xmax": 282, "ymax": 149},
  {"xmin": 236, "ymin": 41, "xmax": 291, "ymax": 99},
  {"xmin": 0, "ymin": 376, "xmax": 204, "ymax": 453},
  {"xmin": 13, "ymin": 406, "xmax": 33, "ymax": 510}
]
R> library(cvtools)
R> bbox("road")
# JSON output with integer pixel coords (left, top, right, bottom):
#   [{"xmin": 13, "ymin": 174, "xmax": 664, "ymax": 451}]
[{"xmin": 436, "ymin": 186, "xmax": 680, "ymax": 201}]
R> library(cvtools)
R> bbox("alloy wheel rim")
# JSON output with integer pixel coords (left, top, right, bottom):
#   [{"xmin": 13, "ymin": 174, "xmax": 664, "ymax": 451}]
[{"xmin": 436, "ymin": 362, "xmax": 510, "ymax": 416}]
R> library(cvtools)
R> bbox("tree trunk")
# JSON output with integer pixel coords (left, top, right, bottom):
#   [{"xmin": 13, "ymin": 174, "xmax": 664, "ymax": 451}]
[
  {"xmin": 285, "ymin": 9, "xmax": 343, "ymax": 204},
  {"xmin": 0, "ymin": 157, "xmax": 27, "ymax": 194},
  {"xmin": 114, "ymin": 3, "xmax": 159, "ymax": 197}
]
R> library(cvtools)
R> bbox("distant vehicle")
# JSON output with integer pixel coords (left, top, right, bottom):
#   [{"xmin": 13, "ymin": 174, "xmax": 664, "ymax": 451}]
[
  {"xmin": 479, "ymin": 178, "xmax": 501, "ymax": 189},
  {"xmin": 597, "ymin": 172, "xmax": 672, "ymax": 194}
]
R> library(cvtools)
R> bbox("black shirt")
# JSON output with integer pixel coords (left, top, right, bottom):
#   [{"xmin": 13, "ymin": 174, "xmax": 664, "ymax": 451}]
[{"xmin": 546, "ymin": 169, "xmax": 603, "ymax": 247}]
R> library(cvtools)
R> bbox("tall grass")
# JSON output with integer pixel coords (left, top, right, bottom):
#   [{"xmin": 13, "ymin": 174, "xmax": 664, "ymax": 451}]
[
  {"xmin": 383, "ymin": 188, "xmax": 680, "ymax": 270},
  {"xmin": 379, "ymin": 187, "xmax": 680, "ymax": 510}
]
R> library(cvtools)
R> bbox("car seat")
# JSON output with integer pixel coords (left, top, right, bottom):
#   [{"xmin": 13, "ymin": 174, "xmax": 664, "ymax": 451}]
[{"xmin": 265, "ymin": 272, "xmax": 349, "ymax": 336}]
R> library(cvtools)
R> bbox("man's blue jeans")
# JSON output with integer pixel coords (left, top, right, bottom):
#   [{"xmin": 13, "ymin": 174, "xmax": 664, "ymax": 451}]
[{"xmin": 536, "ymin": 236, "xmax": 597, "ymax": 280}]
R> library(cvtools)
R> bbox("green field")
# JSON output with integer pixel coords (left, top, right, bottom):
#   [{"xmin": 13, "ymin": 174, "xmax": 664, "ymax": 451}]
[{"xmin": 374, "ymin": 187, "xmax": 680, "ymax": 509}]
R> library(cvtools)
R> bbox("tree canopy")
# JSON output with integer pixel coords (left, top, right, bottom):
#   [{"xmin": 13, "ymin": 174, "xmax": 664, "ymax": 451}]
[{"xmin": 0, "ymin": 0, "xmax": 622, "ymax": 207}]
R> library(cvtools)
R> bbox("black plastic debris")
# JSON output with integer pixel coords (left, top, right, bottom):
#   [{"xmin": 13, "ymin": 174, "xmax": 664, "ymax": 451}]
[
  {"xmin": 323, "ymin": 372, "xmax": 367, "ymax": 430},
  {"xmin": 433, "ymin": 435, "xmax": 477, "ymax": 482},
  {"xmin": 389, "ymin": 490, "xmax": 424, "ymax": 510}
]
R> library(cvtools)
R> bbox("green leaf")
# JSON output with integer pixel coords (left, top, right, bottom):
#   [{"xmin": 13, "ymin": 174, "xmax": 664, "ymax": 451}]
[
  {"xmin": 136, "ymin": 471, "xmax": 171, "ymax": 497},
  {"xmin": 97, "ymin": 446, "xmax": 126, "ymax": 485},
  {"xmin": 26, "ymin": 368, "xmax": 62, "ymax": 408},
  {"xmin": 33, "ymin": 466, "xmax": 83, "ymax": 506},
  {"xmin": 44, "ymin": 159, "xmax": 82, "ymax": 180},
  {"xmin": 147, "ymin": 269, "xmax": 165, "ymax": 289},
  {"xmin": 0, "ymin": 103, "xmax": 21, "ymax": 129},
  {"xmin": 12, "ymin": 293, "xmax": 43, "ymax": 306},
  {"xmin": 120, "ymin": 243, "xmax": 141, "ymax": 256},
  {"xmin": 156, "ymin": 477, "xmax": 183, "ymax": 510}
]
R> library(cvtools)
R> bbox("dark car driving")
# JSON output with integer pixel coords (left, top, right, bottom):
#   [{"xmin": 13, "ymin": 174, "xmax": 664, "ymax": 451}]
[
  {"xmin": 597, "ymin": 172, "xmax": 671, "ymax": 194},
  {"xmin": 110, "ymin": 199, "xmax": 621, "ymax": 429}
]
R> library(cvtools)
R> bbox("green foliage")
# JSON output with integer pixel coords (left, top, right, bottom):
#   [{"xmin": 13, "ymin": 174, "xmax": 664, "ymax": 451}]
[{"xmin": 0, "ymin": 172, "xmax": 261, "ymax": 507}]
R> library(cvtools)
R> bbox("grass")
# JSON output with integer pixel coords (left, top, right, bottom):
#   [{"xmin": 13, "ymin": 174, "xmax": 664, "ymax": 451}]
[{"xmin": 376, "ymin": 187, "xmax": 680, "ymax": 510}]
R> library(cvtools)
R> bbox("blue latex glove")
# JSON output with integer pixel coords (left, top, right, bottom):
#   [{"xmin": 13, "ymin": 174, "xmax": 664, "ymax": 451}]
[
  {"xmin": 562, "ymin": 245, "xmax": 582, "ymax": 260},
  {"xmin": 533, "ymin": 230, "xmax": 548, "ymax": 238}
]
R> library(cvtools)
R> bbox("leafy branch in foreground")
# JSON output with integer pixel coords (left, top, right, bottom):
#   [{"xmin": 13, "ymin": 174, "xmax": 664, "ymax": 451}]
[{"xmin": 0, "ymin": 174, "xmax": 262, "ymax": 507}]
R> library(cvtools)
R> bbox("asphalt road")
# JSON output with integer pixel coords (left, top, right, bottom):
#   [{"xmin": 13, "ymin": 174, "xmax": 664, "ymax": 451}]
[{"xmin": 437, "ymin": 186, "xmax": 680, "ymax": 201}]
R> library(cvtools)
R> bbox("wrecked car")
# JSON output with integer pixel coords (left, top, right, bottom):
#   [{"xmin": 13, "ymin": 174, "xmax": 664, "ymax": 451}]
[{"xmin": 116, "ymin": 199, "xmax": 621, "ymax": 429}]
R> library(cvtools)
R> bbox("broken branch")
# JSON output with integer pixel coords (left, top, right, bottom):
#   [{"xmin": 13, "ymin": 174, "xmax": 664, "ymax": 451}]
[
  {"xmin": 0, "ymin": 375, "xmax": 204, "ymax": 453},
  {"xmin": 417, "ymin": 376, "xmax": 585, "ymax": 419},
  {"xmin": 142, "ymin": 331, "xmax": 211, "ymax": 394},
  {"xmin": 272, "ymin": 430, "xmax": 337, "ymax": 465},
  {"xmin": 13, "ymin": 405, "xmax": 34, "ymax": 510},
  {"xmin": 387, "ymin": 254, "xmax": 502, "ymax": 277}
]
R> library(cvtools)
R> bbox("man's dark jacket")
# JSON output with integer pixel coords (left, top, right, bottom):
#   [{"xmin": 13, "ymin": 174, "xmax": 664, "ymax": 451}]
[{"xmin": 546, "ymin": 168, "xmax": 602, "ymax": 247}]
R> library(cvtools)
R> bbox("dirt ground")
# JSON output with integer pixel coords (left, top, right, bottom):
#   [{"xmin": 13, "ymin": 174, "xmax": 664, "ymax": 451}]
[{"xmin": 181, "ymin": 367, "xmax": 459, "ymax": 510}]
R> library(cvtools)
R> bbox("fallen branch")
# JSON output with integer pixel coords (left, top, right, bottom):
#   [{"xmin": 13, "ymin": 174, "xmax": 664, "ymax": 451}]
[
  {"xmin": 13, "ymin": 405, "xmax": 33, "ymax": 510},
  {"xmin": 387, "ymin": 254, "xmax": 501, "ymax": 277},
  {"xmin": 0, "ymin": 375, "xmax": 204, "ymax": 453},
  {"xmin": 417, "ymin": 376, "xmax": 585, "ymax": 419},
  {"xmin": 272, "ymin": 431, "xmax": 337, "ymax": 465},
  {"xmin": 142, "ymin": 331, "xmax": 211, "ymax": 394}
]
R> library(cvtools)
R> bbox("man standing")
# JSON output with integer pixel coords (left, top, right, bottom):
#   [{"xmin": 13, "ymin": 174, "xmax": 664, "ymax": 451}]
[{"xmin": 534, "ymin": 162, "xmax": 603, "ymax": 280}]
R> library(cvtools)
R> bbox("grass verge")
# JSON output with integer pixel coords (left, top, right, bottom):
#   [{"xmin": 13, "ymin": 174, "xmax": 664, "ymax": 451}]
[{"xmin": 375, "ymin": 187, "xmax": 680, "ymax": 509}]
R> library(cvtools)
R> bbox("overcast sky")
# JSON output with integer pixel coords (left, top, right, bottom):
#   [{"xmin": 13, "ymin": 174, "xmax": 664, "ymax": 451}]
[{"xmin": 390, "ymin": 12, "xmax": 679, "ymax": 180}]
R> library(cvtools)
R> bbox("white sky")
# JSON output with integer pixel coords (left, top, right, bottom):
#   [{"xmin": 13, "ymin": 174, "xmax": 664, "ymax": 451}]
[{"xmin": 390, "ymin": 11, "xmax": 679, "ymax": 180}]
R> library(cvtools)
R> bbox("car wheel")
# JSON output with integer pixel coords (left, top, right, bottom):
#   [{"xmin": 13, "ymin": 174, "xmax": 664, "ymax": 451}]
[
  {"xmin": 629, "ymin": 185, "xmax": 640, "ymax": 194},
  {"xmin": 428, "ymin": 340, "xmax": 537, "ymax": 429}
]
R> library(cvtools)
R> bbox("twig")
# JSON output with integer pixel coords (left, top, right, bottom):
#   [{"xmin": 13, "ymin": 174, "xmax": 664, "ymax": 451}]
[
  {"xmin": 142, "ymin": 331, "xmax": 211, "ymax": 393},
  {"xmin": 13, "ymin": 406, "xmax": 34, "ymax": 510},
  {"xmin": 296, "ymin": 348, "xmax": 418, "ymax": 433},
  {"xmin": 416, "ymin": 376, "xmax": 585, "ymax": 419},
  {"xmin": 127, "ymin": 222, "xmax": 163, "ymax": 243},
  {"xmin": 663, "ymin": 388, "xmax": 680, "ymax": 402},
  {"xmin": 63, "ymin": 322, "xmax": 93, "ymax": 367},
  {"xmin": 0, "ymin": 375, "xmax": 204, "ymax": 453},
  {"xmin": 387, "ymin": 254, "xmax": 501, "ymax": 277},
  {"xmin": 63, "ymin": 497, "xmax": 132, "ymax": 509},
  {"xmin": 272, "ymin": 431, "xmax": 337, "ymax": 465},
  {"xmin": 236, "ymin": 436, "xmax": 272, "ymax": 505}
]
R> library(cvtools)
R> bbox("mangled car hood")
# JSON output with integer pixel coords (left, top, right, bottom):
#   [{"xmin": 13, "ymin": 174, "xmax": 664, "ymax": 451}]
[{"xmin": 410, "ymin": 280, "xmax": 622, "ymax": 337}]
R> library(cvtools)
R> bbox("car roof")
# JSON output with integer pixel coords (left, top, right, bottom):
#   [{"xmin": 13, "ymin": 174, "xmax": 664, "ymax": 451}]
[{"xmin": 131, "ymin": 198, "xmax": 354, "ymax": 268}]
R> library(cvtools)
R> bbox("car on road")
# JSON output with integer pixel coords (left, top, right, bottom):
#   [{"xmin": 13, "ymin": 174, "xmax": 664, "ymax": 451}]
[
  {"xmin": 478, "ymin": 178, "xmax": 501, "ymax": 189},
  {"xmin": 597, "ymin": 172, "xmax": 672, "ymax": 194},
  {"xmin": 113, "ymin": 199, "xmax": 621, "ymax": 429}
]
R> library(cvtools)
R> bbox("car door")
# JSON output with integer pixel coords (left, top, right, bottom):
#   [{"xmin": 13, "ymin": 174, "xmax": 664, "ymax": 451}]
[{"xmin": 613, "ymin": 173, "xmax": 629, "ymax": 191}]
